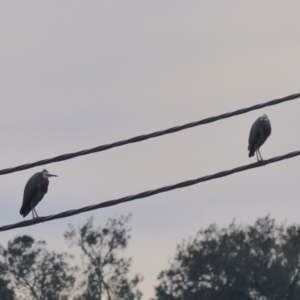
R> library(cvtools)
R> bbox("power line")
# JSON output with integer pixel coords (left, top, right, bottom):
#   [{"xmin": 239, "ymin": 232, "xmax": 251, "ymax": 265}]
[
  {"xmin": 1, "ymin": 149, "xmax": 299, "ymax": 232},
  {"xmin": 0, "ymin": 93, "xmax": 299, "ymax": 176}
]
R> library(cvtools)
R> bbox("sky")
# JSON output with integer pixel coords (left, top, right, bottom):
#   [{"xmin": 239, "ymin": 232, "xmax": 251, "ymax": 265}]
[{"xmin": 1, "ymin": 1, "xmax": 300, "ymax": 299}]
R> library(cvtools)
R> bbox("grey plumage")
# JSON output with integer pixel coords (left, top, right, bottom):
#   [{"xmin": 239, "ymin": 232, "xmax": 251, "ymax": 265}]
[
  {"xmin": 248, "ymin": 114, "xmax": 271, "ymax": 161},
  {"xmin": 20, "ymin": 169, "xmax": 58, "ymax": 218}
]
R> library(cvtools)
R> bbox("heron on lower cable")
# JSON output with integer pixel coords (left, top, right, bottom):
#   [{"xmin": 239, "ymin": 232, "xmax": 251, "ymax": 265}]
[
  {"xmin": 248, "ymin": 114, "xmax": 271, "ymax": 162},
  {"xmin": 20, "ymin": 169, "xmax": 58, "ymax": 219}
]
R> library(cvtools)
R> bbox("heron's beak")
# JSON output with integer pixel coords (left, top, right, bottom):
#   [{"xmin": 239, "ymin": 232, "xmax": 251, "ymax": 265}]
[{"xmin": 49, "ymin": 174, "xmax": 58, "ymax": 177}]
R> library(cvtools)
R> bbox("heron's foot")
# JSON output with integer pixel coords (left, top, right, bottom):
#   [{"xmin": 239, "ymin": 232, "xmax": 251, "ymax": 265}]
[
  {"xmin": 259, "ymin": 159, "xmax": 266, "ymax": 166},
  {"xmin": 32, "ymin": 216, "xmax": 44, "ymax": 222},
  {"xmin": 256, "ymin": 154, "xmax": 266, "ymax": 166},
  {"xmin": 255, "ymin": 158, "xmax": 266, "ymax": 166}
]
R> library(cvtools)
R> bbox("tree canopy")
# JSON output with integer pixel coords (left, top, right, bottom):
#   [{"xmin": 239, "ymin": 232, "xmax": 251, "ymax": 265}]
[
  {"xmin": 1, "ymin": 235, "xmax": 75, "ymax": 300},
  {"xmin": 0, "ymin": 214, "xmax": 141, "ymax": 300},
  {"xmin": 0, "ymin": 258, "xmax": 15, "ymax": 300},
  {"xmin": 3, "ymin": 215, "xmax": 300, "ymax": 300},
  {"xmin": 65, "ymin": 214, "xmax": 142, "ymax": 300},
  {"xmin": 155, "ymin": 216, "xmax": 300, "ymax": 300}
]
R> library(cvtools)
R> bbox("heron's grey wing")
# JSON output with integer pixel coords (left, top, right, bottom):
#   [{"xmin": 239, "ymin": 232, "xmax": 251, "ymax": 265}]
[
  {"xmin": 20, "ymin": 174, "xmax": 39, "ymax": 214},
  {"xmin": 248, "ymin": 118, "xmax": 261, "ymax": 151}
]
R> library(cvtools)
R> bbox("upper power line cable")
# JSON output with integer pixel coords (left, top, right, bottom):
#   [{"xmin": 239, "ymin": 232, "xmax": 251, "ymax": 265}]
[
  {"xmin": 0, "ymin": 93, "xmax": 299, "ymax": 176},
  {"xmin": 1, "ymin": 149, "xmax": 299, "ymax": 232}
]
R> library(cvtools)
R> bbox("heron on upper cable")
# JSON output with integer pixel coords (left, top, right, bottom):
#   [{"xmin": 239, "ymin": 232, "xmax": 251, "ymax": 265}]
[
  {"xmin": 20, "ymin": 169, "xmax": 58, "ymax": 219},
  {"xmin": 248, "ymin": 114, "xmax": 271, "ymax": 163}
]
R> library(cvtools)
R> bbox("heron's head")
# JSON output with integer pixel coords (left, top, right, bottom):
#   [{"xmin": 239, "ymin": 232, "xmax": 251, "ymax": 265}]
[
  {"xmin": 41, "ymin": 169, "xmax": 58, "ymax": 179},
  {"xmin": 260, "ymin": 114, "xmax": 269, "ymax": 122}
]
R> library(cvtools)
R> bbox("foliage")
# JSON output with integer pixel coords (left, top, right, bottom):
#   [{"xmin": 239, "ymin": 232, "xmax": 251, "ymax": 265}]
[
  {"xmin": 0, "ymin": 253, "xmax": 15, "ymax": 300},
  {"xmin": 155, "ymin": 216, "xmax": 300, "ymax": 300},
  {"xmin": 0, "ymin": 215, "xmax": 141, "ymax": 300},
  {"xmin": 65, "ymin": 214, "xmax": 142, "ymax": 300},
  {"xmin": 2, "ymin": 235, "xmax": 75, "ymax": 300}
]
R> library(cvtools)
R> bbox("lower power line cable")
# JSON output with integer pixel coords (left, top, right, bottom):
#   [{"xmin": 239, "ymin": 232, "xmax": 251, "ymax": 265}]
[{"xmin": 1, "ymin": 149, "xmax": 299, "ymax": 232}]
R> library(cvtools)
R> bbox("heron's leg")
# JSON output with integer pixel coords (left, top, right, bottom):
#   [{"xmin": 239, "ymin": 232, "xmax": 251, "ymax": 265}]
[
  {"xmin": 255, "ymin": 151, "xmax": 260, "ymax": 162},
  {"xmin": 258, "ymin": 149, "xmax": 263, "ymax": 161},
  {"xmin": 258, "ymin": 149, "xmax": 266, "ymax": 165},
  {"xmin": 31, "ymin": 204, "xmax": 36, "ymax": 219},
  {"xmin": 33, "ymin": 207, "xmax": 43, "ymax": 222},
  {"xmin": 33, "ymin": 207, "xmax": 39, "ymax": 218}
]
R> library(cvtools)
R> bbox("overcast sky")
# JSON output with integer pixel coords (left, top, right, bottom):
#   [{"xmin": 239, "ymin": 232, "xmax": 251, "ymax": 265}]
[{"xmin": 1, "ymin": 1, "xmax": 300, "ymax": 299}]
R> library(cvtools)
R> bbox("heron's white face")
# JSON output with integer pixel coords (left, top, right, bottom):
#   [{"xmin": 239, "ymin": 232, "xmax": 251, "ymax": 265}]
[
  {"xmin": 42, "ymin": 170, "xmax": 50, "ymax": 178},
  {"xmin": 260, "ymin": 114, "xmax": 268, "ymax": 122},
  {"xmin": 42, "ymin": 169, "xmax": 58, "ymax": 178}
]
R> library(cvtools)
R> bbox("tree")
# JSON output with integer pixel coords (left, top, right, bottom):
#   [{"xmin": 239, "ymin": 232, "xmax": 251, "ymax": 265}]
[
  {"xmin": 154, "ymin": 216, "xmax": 300, "ymax": 300},
  {"xmin": 65, "ymin": 214, "xmax": 142, "ymax": 300},
  {"xmin": 0, "ymin": 254, "xmax": 15, "ymax": 300},
  {"xmin": 2, "ymin": 235, "xmax": 75, "ymax": 300}
]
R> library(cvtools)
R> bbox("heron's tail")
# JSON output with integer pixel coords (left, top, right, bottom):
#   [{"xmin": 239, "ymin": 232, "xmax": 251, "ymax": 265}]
[
  {"xmin": 248, "ymin": 149, "xmax": 255, "ymax": 157},
  {"xmin": 19, "ymin": 206, "xmax": 28, "ymax": 218}
]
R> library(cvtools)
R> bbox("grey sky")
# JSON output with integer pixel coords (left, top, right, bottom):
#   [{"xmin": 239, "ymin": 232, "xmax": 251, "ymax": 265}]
[{"xmin": 1, "ymin": 1, "xmax": 300, "ymax": 298}]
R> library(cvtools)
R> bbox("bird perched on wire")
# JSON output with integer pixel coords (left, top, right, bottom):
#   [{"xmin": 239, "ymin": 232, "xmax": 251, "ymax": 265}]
[
  {"xmin": 248, "ymin": 114, "xmax": 271, "ymax": 162},
  {"xmin": 20, "ymin": 169, "xmax": 58, "ymax": 219}
]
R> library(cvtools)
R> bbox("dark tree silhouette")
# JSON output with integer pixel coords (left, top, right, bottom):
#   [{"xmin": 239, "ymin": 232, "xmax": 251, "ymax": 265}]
[
  {"xmin": 0, "ymin": 257, "xmax": 15, "ymax": 300},
  {"xmin": 65, "ymin": 214, "xmax": 142, "ymax": 300},
  {"xmin": 155, "ymin": 216, "xmax": 300, "ymax": 300},
  {"xmin": 1, "ymin": 235, "xmax": 75, "ymax": 300}
]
